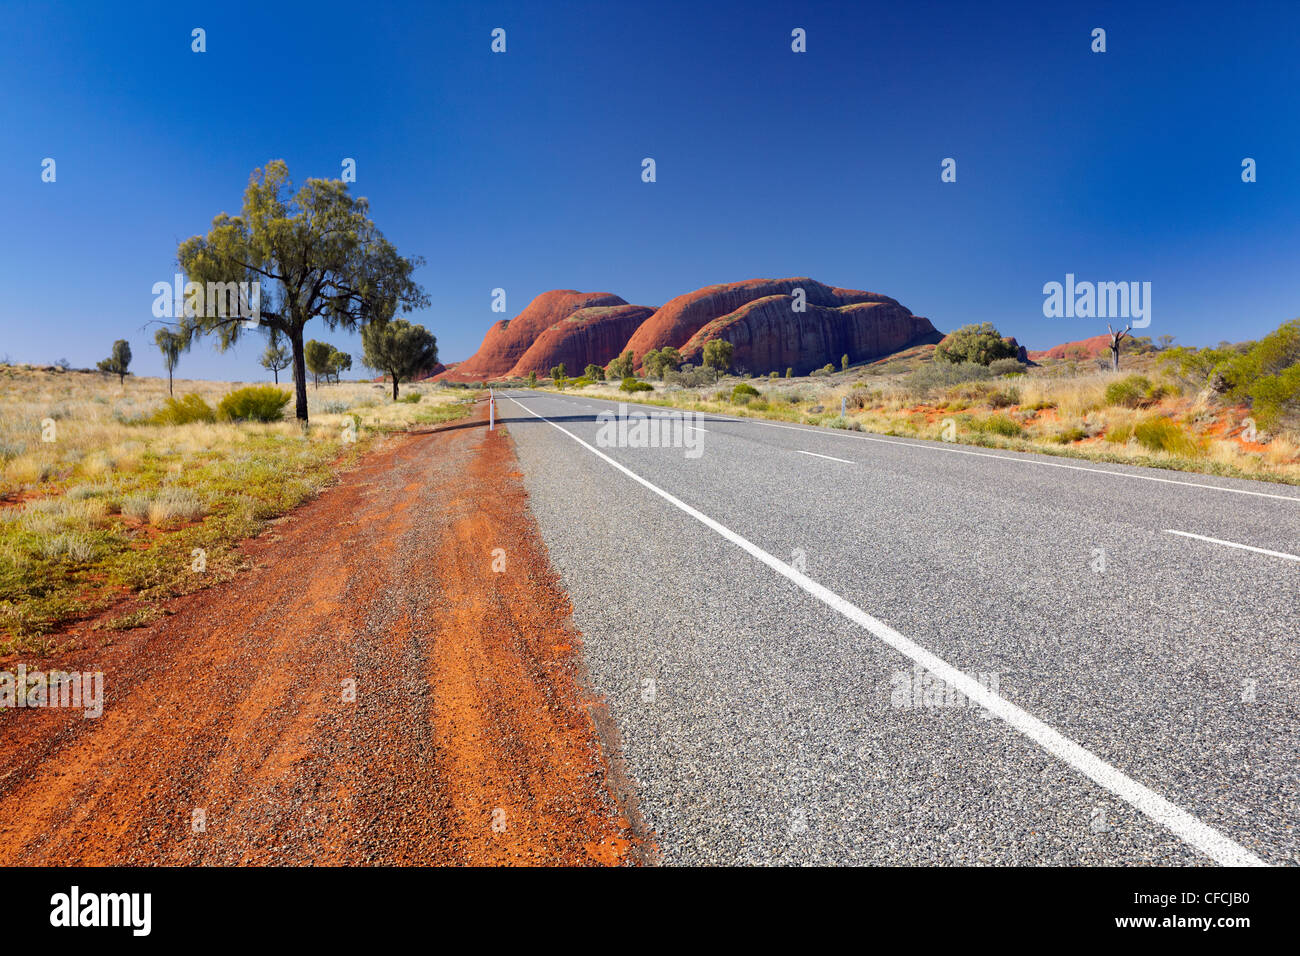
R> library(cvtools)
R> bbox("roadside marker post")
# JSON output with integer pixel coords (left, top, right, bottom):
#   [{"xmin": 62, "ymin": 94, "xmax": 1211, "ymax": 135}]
[
  {"xmin": 840, "ymin": 396, "xmax": 846, "ymax": 418},
  {"xmin": 490, "ymin": 388, "xmax": 495, "ymax": 430}
]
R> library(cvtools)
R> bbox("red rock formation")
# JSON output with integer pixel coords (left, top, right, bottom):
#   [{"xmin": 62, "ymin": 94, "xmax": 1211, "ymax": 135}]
[
  {"xmin": 442, "ymin": 278, "xmax": 942, "ymax": 381},
  {"xmin": 677, "ymin": 294, "xmax": 941, "ymax": 376},
  {"xmin": 507, "ymin": 305, "xmax": 656, "ymax": 378},
  {"xmin": 435, "ymin": 290, "xmax": 627, "ymax": 381},
  {"xmin": 621, "ymin": 278, "xmax": 898, "ymax": 367},
  {"xmin": 1026, "ymin": 334, "xmax": 1114, "ymax": 362}
]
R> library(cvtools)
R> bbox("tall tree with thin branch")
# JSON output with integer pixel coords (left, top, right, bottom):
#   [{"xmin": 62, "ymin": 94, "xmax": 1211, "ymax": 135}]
[
  {"xmin": 178, "ymin": 160, "xmax": 428, "ymax": 422},
  {"xmin": 153, "ymin": 327, "xmax": 189, "ymax": 396}
]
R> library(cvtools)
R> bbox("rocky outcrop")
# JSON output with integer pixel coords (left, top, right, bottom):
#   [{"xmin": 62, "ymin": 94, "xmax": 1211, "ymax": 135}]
[
  {"xmin": 677, "ymin": 294, "xmax": 942, "ymax": 376},
  {"xmin": 621, "ymin": 278, "xmax": 898, "ymax": 367},
  {"xmin": 436, "ymin": 290, "xmax": 627, "ymax": 381},
  {"xmin": 507, "ymin": 305, "xmax": 656, "ymax": 378},
  {"xmin": 442, "ymin": 277, "xmax": 942, "ymax": 380},
  {"xmin": 1026, "ymin": 334, "xmax": 1113, "ymax": 362}
]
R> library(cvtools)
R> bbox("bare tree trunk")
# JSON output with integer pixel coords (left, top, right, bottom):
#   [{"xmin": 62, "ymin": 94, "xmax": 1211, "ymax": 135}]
[
  {"xmin": 290, "ymin": 327, "xmax": 309, "ymax": 422},
  {"xmin": 168, "ymin": 368, "xmax": 173, "ymax": 396},
  {"xmin": 391, "ymin": 373, "xmax": 399, "ymax": 401}
]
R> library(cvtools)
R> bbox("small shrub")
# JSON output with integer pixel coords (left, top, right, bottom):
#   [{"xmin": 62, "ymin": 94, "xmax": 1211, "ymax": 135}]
[
  {"xmin": 1105, "ymin": 423, "xmax": 1134, "ymax": 444},
  {"xmin": 397, "ymin": 393, "xmax": 422, "ymax": 404},
  {"xmin": 988, "ymin": 357, "xmax": 1026, "ymax": 376},
  {"xmin": 620, "ymin": 377, "xmax": 652, "ymax": 393},
  {"xmin": 121, "ymin": 488, "xmax": 207, "ymax": 526},
  {"xmin": 987, "ymin": 387, "xmax": 1021, "ymax": 409},
  {"xmin": 973, "ymin": 414, "xmax": 1023, "ymax": 437},
  {"xmin": 1104, "ymin": 375, "xmax": 1170, "ymax": 409},
  {"xmin": 150, "ymin": 394, "xmax": 216, "ymax": 425},
  {"xmin": 1053, "ymin": 426, "xmax": 1089, "ymax": 444},
  {"xmin": 732, "ymin": 382, "xmax": 760, "ymax": 400},
  {"xmin": 218, "ymin": 386, "xmax": 291, "ymax": 422},
  {"xmin": 1133, "ymin": 417, "xmax": 1200, "ymax": 456},
  {"xmin": 38, "ymin": 533, "xmax": 98, "ymax": 563}
]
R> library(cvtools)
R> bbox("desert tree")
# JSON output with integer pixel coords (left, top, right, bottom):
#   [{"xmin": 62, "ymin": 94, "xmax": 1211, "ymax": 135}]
[
  {"xmin": 328, "ymin": 349, "xmax": 352, "ymax": 383},
  {"xmin": 177, "ymin": 160, "xmax": 427, "ymax": 422},
  {"xmin": 361, "ymin": 319, "xmax": 438, "ymax": 400},
  {"xmin": 702, "ymin": 338, "xmax": 734, "ymax": 375},
  {"xmin": 260, "ymin": 340, "xmax": 292, "ymax": 384},
  {"xmin": 1107, "ymin": 322, "xmax": 1132, "ymax": 372},
  {"xmin": 607, "ymin": 350, "xmax": 634, "ymax": 379},
  {"xmin": 304, "ymin": 340, "xmax": 333, "ymax": 388},
  {"xmin": 934, "ymin": 323, "xmax": 1017, "ymax": 365},
  {"xmin": 154, "ymin": 327, "xmax": 191, "ymax": 396},
  {"xmin": 97, "ymin": 339, "xmax": 132, "ymax": 385}
]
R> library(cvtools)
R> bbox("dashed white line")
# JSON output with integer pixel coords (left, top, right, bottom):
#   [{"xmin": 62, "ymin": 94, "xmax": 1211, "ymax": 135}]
[
  {"xmin": 795, "ymin": 449, "xmax": 853, "ymax": 464},
  {"xmin": 1164, "ymin": 530, "xmax": 1300, "ymax": 563},
  {"xmin": 569, "ymin": 395, "xmax": 1300, "ymax": 504},
  {"xmin": 506, "ymin": 394, "xmax": 1267, "ymax": 868}
]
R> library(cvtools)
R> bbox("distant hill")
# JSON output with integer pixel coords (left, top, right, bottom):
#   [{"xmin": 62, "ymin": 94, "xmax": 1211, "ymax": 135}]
[
  {"xmin": 438, "ymin": 277, "xmax": 943, "ymax": 380},
  {"xmin": 1027, "ymin": 334, "xmax": 1113, "ymax": 362}
]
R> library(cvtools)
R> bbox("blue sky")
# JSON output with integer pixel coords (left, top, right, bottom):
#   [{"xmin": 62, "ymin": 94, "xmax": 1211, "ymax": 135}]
[{"xmin": 2, "ymin": 0, "xmax": 1298, "ymax": 380}]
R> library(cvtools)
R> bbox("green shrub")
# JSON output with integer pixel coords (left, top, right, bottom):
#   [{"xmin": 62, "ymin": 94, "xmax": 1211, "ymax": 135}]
[
  {"xmin": 935, "ymin": 323, "xmax": 1018, "ymax": 365},
  {"xmin": 397, "ymin": 392, "xmax": 422, "ymax": 404},
  {"xmin": 1105, "ymin": 422, "xmax": 1133, "ymax": 444},
  {"xmin": 732, "ymin": 382, "xmax": 760, "ymax": 400},
  {"xmin": 150, "ymin": 394, "xmax": 216, "ymax": 425},
  {"xmin": 1105, "ymin": 375, "xmax": 1157, "ymax": 408},
  {"xmin": 987, "ymin": 387, "xmax": 1021, "ymax": 409},
  {"xmin": 217, "ymin": 386, "xmax": 291, "ymax": 422},
  {"xmin": 620, "ymin": 377, "xmax": 652, "ymax": 393},
  {"xmin": 988, "ymin": 357, "xmax": 1026, "ymax": 376},
  {"xmin": 972, "ymin": 414, "xmax": 1023, "ymax": 437},
  {"xmin": 1053, "ymin": 426, "xmax": 1089, "ymax": 444},
  {"xmin": 1133, "ymin": 417, "xmax": 1200, "ymax": 456}
]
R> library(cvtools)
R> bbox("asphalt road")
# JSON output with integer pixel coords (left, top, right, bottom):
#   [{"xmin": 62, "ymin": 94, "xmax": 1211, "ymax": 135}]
[{"xmin": 497, "ymin": 389, "xmax": 1299, "ymax": 866}]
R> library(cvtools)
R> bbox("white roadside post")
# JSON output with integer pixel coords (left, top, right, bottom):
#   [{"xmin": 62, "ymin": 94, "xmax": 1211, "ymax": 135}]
[
  {"xmin": 840, "ymin": 396, "xmax": 846, "ymax": 418},
  {"xmin": 489, "ymin": 387, "xmax": 495, "ymax": 430}
]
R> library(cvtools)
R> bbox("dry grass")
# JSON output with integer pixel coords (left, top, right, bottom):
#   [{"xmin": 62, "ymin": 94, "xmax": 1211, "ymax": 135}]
[
  {"xmin": 545, "ymin": 357, "xmax": 1300, "ymax": 485},
  {"xmin": 0, "ymin": 365, "xmax": 470, "ymax": 652}
]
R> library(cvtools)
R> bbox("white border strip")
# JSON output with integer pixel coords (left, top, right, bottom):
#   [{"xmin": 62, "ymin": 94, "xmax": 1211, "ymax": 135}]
[
  {"xmin": 796, "ymin": 449, "xmax": 854, "ymax": 464},
  {"xmin": 537, "ymin": 392, "xmax": 1300, "ymax": 504},
  {"xmin": 1165, "ymin": 530, "xmax": 1300, "ymax": 563},
  {"xmin": 509, "ymin": 394, "xmax": 1268, "ymax": 867}
]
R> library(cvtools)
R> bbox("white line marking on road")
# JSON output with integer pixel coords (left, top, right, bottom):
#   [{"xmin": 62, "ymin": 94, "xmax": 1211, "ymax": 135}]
[
  {"xmin": 1164, "ymin": 530, "xmax": 1300, "ymax": 563},
  {"xmin": 795, "ymin": 449, "xmax": 853, "ymax": 464},
  {"xmin": 507, "ymin": 394, "xmax": 1268, "ymax": 867},
  {"xmin": 547, "ymin": 392, "xmax": 1300, "ymax": 503}
]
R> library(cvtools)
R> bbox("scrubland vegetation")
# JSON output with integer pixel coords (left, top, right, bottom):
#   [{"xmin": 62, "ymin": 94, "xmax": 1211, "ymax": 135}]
[
  {"xmin": 0, "ymin": 366, "xmax": 469, "ymax": 652},
  {"xmin": 536, "ymin": 320, "xmax": 1300, "ymax": 486}
]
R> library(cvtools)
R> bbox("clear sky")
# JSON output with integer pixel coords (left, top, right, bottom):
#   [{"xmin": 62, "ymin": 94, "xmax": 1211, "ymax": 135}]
[{"xmin": 2, "ymin": 0, "xmax": 1298, "ymax": 380}]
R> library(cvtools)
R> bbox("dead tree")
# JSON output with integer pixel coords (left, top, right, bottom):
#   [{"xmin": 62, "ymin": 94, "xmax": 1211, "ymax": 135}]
[{"xmin": 1107, "ymin": 322, "xmax": 1132, "ymax": 372}]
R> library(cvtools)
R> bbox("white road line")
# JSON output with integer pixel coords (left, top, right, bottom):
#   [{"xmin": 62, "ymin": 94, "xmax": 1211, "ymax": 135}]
[
  {"xmin": 795, "ymin": 449, "xmax": 853, "ymax": 464},
  {"xmin": 507, "ymin": 394, "xmax": 1267, "ymax": 867},
  {"xmin": 1164, "ymin": 530, "xmax": 1300, "ymax": 563},
  {"xmin": 569, "ymin": 396, "xmax": 1300, "ymax": 504}
]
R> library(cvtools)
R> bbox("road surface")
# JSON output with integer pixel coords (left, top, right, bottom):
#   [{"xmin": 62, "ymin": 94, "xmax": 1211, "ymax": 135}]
[{"xmin": 499, "ymin": 389, "xmax": 1299, "ymax": 866}]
